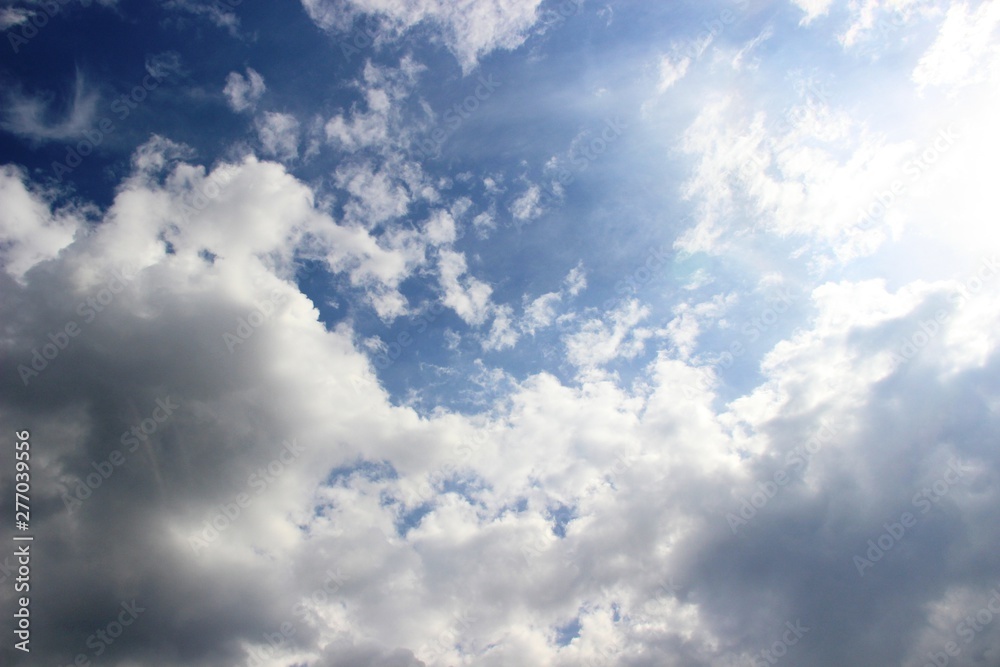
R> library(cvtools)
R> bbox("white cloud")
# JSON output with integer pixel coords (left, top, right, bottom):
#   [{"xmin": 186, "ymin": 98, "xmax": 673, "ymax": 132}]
[
  {"xmin": 256, "ymin": 111, "xmax": 301, "ymax": 161},
  {"xmin": 335, "ymin": 160, "xmax": 413, "ymax": 229},
  {"xmin": 675, "ymin": 88, "xmax": 917, "ymax": 263},
  {"xmin": 424, "ymin": 208, "xmax": 457, "ymax": 245},
  {"xmin": 510, "ymin": 184, "xmax": 543, "ymax": 222},
  {"xmin": 522, "ymin": 292, "xmax": 561, "ymax": 335},
  {"xmin": 838, "ymin": 0, "xmax": 930, "ymax": 48},
  {"xmin": 300, "ymin": 0, "xmax": 546, "ymax": 73},
  {"xmin": 483, "ymin": 303, "xmax": 519, "ymax": 350},
  {"xmin": 912, "ymin": 0, "xmax": 1000, "ymax": 92},
  {"xmin": 657, "ymin": 54, "xmax": 691, "ymax": 92},
  {"xmin": 224, "ymin": 67, "xmax": 266, "ymax": 113},
  {"xmin": 0, "ymin": 69, "xmax": 100, "ymax": 143},
  {"xmin": 563, "ymin": 262, "xmax": 587, "ymax": 296},
  {"xmin": 0, "ymin": 165, "xmax": 85, "ymax": 281},
  {"xmin": 5, "ymin": 143, "xmax": 1000, "ymax": 666},
  {"xmin": 790, "ymin": 0, "xmax": 836, "ymax": 24},
  {"xmin": 563, "ymin": 299, "xmax": 654, "ymax": 372},
  {"xmin": 437, "ymin": 248, "xmax": 493, "ymax": 326}
]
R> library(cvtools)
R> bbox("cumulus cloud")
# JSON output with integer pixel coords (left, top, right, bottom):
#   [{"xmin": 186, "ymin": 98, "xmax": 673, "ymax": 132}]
[
  {"xmin": 224, "ymin": 67, "xmax": 266, "ymax": 113},
  {"xmin": 2, "ymin": 140, "xmax": 1000, "ymax": 666},
  {"xmin": 256, "ymin": 111, "xmax": 301, "ymax": 161},
  {"xmin": 4, "ymin": 3, "xmax": 1000, "ymax": 666},
  {"xmin": 0, "ymin": 165, "xmax": 86, "ymax": 281}
]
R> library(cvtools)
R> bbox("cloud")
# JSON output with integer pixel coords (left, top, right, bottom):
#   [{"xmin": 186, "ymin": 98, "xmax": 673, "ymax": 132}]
[
  {"xmin": 224, "ymin": 67, "xmax": 266, "ymax": 113},
  {"xmin": 510, "ymin": 184, "xmax": 543, "ymax": 223},
  {"xmin": 657, "ymin": 54, "xmax": 691, "ymax": 92},
  {"xmin": 789, "ymin": 0, "xmax": 836, "ymax": 24},
  {"xmin": 0, "ymin": 6, "xmax": 32, "ymax": 29},
  {"xmin": 838, "ymin": 0, "xmax": 930, "ymax": 48},
  {"xmin": 912, "ymin": 0, "xmax": 1000, "ymax": 92},
  {"xmin": 256, "ymin": 111, "xmax": 301, "ymax": 161},
  {"xmin": 0, "ymin": 165, "xmax": 86, "ymax": 281},
  {"xmin": 0, "ymin": 69, "xmax": 100, "ymax": 143},
  {"xmin": 163, "ymin": 0, "xmax": 242, "ymax": 36},
  {"xmin": 4, "ymin": 3, "xmax": 1000, "ymax": 666},
  {"xmin": 300, "ymin": 0, "xmax": 547, "ymax": 73},
  {"xmin": 2, "ymin": 142, "xmax": 1000, "ymax": 666},
  {"xmin": 436, "ymin": 248, "xmax": 493, "ymax": 326},
  {"xmin": 563, "ymin": 298, "xmax": 654, "ymax": 372},
  {"xmin": 483, "ymin": 304, "xmax": 518, "ymax": 351},
  {"xmin": 145, "ymin": 51, "xmax": 185, "ymax": 80}
]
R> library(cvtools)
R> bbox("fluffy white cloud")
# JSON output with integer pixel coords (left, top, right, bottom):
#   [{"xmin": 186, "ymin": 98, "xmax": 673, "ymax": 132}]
[
  {"xmin": 224, "ymin": 67, "xmax": 266, "ymax": 113},
  {"xmin": 563, "ymin": 299, "xmax": 655, "ymax": 372},
  {"xmin": 256, "ymin": 111, "xmax": 301, "ymax": 161},
  {"xmin": 0, "ymin": 165, "xmax": 86, "ymax": 281},
  {"xmin": 510, "ymin": 184, "xmax": 543, "ymax": 222}
]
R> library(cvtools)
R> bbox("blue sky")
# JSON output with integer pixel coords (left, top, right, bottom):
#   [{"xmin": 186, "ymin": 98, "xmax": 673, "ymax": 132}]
[{"xmin": 1, "ymin": 1, "xmax": 1000, "ymax": 666}]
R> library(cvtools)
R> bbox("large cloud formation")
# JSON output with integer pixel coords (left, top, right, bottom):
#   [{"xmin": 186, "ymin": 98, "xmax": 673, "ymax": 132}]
[
  {"xmin": 1, "ymin": 1, "xmax": 999, "ymax": 666},
  {"xmin": 1, "ymin": 129, "xmax": 999, "ymax": 666}
]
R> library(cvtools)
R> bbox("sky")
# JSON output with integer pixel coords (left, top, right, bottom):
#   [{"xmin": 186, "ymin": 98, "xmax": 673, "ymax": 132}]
[{"xmin": 0, "ymin": 0, "xmax": 999, "ymax": 665}]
